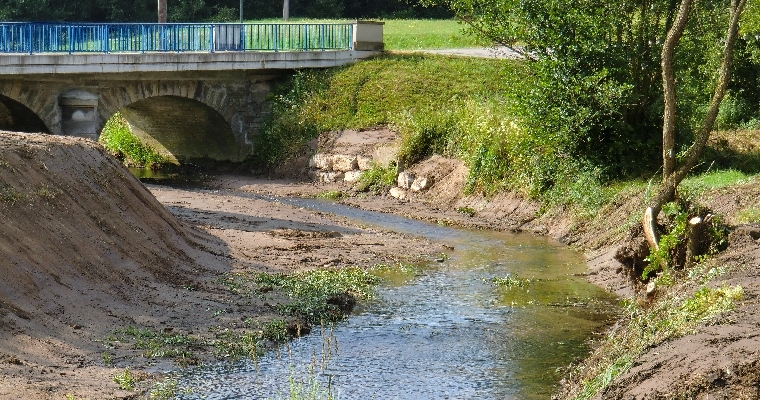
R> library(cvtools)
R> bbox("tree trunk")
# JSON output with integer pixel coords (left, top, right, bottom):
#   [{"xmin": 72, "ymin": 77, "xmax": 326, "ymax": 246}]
[
  {"xmin": 642, "ymin": 0, "xmax": 747, "ymax": 252},
  {"xmin": 158, "ymin": 0, "xmax": 167, "ymax": 23},
  {"xmin": 283, "ymin": 0, "xmax": 290, "ymax": 21}
]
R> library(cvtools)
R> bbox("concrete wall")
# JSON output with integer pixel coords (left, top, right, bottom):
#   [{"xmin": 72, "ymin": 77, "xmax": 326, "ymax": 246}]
[
  {"xmin": 353, "ymin": 21, "xmax": 385, "ymax": 51},
  {"xmin": 0, "ymin": 71, "xmax": 282, "ymax": 162}
]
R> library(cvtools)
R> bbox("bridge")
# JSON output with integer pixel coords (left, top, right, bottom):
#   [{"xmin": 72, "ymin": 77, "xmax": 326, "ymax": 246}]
[{"xmin": 0, "ymin": 21, "xmax": 384, "ymax": 163}]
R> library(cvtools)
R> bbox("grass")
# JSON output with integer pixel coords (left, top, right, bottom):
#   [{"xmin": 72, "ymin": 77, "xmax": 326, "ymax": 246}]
[
  {"xmin": 113, "ymin": 368, "xmax": 138, "ymax": 391},
  {"xmin": 99, "ymin": 112, "xmax": 171, "ymax": 169},
  {"xmin": 356, "ymin": 163, "xmax": 397, "ymax": 194},
  {"xmin": 381, "ymin": 19, "xmax": 489, "ymax": 50},
  {"xmin": 565, "ymin": 263, "xmax": 743, "ymax": 400}
]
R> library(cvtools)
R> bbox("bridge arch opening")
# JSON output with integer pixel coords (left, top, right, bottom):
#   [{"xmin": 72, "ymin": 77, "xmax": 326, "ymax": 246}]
[
  {"xmin": 0, "ymin": 95, "xmax": 50, "ymax": 134},
  {"xmin": 103, "ymin": 95, "xmax": 239, "ymax": 166}
]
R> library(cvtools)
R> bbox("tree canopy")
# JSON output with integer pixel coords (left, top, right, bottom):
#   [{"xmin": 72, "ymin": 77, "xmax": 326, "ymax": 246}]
[
  {"xmin": 0, "ymin": 0, "xmax": 451, "ymax": 22},
  {"xmin": 423, "ymin": 0, "xmax": 760, "ymax": 181}
]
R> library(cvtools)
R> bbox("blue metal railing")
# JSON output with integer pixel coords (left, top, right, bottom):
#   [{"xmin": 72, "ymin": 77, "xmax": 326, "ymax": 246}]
[{"xmin": 0, "ymin": 22, "xmax": 354, "ymax": 54}]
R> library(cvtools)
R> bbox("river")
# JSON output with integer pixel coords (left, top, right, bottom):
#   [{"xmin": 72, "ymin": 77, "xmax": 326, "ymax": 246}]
[{"xmin": 171, "ymin": 194, "xmax": 618, "ymax": 399}]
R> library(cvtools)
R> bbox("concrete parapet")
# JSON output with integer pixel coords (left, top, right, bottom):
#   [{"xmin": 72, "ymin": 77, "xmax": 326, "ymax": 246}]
[{"xmin": 352, "ymin": 21, "xmax": 385, "ymax": 51}]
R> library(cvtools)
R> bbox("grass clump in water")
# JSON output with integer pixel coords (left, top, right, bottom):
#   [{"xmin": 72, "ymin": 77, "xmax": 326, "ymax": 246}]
[
  {"xmin": 490, "ymin": 275, "xmax": 531, "ymax": 289},
  {"xmin": 220, "ymin": 268, "xmax": 378, "ymax": 326},
  {"xmin": 99, "ymin": 112, "xmax": 170, "ymax": 169},
  {"xmin": 110, "ymin": 326, "xmax": 200, "ymax": 364}
]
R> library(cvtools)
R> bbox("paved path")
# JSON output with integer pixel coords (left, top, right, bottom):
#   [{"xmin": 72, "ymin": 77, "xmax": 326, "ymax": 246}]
[{"xmin": 392, "ymin": 46, "xmax": 524, "ymax": 59}]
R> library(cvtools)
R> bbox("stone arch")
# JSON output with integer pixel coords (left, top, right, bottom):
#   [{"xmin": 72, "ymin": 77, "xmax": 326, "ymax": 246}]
[
  {"xmin": 0, "ymin": 94, "xmax": 51, "ymax": 134},
  {"xmin": 109, "ymin": 95, "xmax": 241, "ymax": 163}
]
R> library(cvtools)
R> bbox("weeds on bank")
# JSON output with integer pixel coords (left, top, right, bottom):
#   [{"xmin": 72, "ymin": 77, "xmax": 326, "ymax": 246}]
[
  {"xmin": 356, "ymin": 163, "xmax": 397, "ymax": 194},
  {"xmin": 113, "ymin": 368, "xmax": 138, "ymax": 390},
  {"xmin": 315, "ymin": 190, "xmax": 344, "ymax": 200},
  {"xmin": 566, "ymin": 264, "xmax": 743, "ymax": 400}
]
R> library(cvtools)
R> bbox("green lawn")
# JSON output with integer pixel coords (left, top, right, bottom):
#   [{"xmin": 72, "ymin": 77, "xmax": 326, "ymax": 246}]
[
  {"xmin": 381, "ymin": 19, "xmax": 489, "ymax": 50},
  {"xmin": 245, "ymin": 18, "xmax": 489, "ymax": 50}
]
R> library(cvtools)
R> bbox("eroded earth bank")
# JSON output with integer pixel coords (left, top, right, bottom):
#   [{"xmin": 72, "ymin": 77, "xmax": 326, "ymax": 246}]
[{"xmin": 2, "ymin": 128, "xmax": 760, "ymax": 399}]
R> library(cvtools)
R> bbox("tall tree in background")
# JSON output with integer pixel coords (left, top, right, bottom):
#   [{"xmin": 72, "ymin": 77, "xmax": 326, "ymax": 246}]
[{"xmin": 158, "ymin": 0, "xmax": 167, "ymax": 22}]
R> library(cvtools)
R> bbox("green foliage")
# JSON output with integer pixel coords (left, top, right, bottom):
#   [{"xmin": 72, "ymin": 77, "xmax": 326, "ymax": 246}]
[
  {"xmin": 420, "ymin": 0, "xmax": 750, "ymax": 179},
  {"xmin": 113, "ymin": 368, "xmax": 137, "ymax": 391},
  {"xmin": 0, "ymin": 0, "xmax": 450, "ymax": 22},
  {"xmin": 356, "ymin": 164, "xmax": 397, "ymax": 194},
  {"xmin": 263, "ymin": 319, "xmax": 289, "ymax": 343},
  {"xmin": 99, "ymin": 112, "xmax": 169, "ymax": 169}
]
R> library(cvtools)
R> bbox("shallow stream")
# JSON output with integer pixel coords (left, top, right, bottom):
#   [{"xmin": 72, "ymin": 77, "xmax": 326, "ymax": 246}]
[{"xmin": 175, "ymin": 194, "xmax": 618, "ymax": 399}]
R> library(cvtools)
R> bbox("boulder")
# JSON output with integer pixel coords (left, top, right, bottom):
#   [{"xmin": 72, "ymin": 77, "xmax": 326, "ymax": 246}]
[
  {"xmin": 344, "ymin": 170, "xmax": 363, "ymax": 183},
  {"xmin": 357, "ymin": 156, "xmax": 374, "ymax": 171},
  {"xmin": 309, "ymin": 154, "xmax": 332, "ymax": 170},
  {"xmin": 331, "ymin": 154, "xmax": 358, "ymax": 172},
  {"xmin": 410, "ymin": 176, "xmax": 433, "ymax": 192},
  {"xmin": 310, "ymin": 171, "xmax": 344, "ymax": 183},
  {"xmin": 389, "ymin": 187, "xmax": 407, "ymax": 200},
  {"xmin": 397, "ymin": 171, "xmax": 416, "ymax": 189}
]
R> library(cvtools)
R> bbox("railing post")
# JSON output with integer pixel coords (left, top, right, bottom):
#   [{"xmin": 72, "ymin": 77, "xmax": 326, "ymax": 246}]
[
  {"xmin": 273, "ymin": 24, "xmax": 278, "ymax": 52},
  {"xmin": 321, "ymin": 24, "xmax": 325, "ymax": 51},
  {"xmin": 209, "ymin": 24, "xmax": 214, "ymax": 53},
  {"xmin": 68, "ymin": 24, "xmax": 73, "ymax": 54},
  {"xmin": 28, "ymin": 23, "xmax": 32, "ymax": 54},
  {"xmin": 104, "ymin": 24, "xmax": 109, "ymax": 54}
]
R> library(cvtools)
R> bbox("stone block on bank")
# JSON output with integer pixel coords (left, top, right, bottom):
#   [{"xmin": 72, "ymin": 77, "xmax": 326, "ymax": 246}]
[
  {"xmin": 309, "ymin": 171, "xmax": 344, "ymax": 183},
  {"xmin": 344, "ymin": 170, "xmax": 363, "ymax": 183},
  {"xmin": 389, "ymin": 187, "xmax": 407, "ymax": 200},
  {"xmin": 309, "ymin": 153, "xmax": 333, "ymax": 170},
  {"xmin": 397, "ymin": 171, "xmax": 416, "ymax": 189},
  {"xmin": 331, "ymin": 154, "xmax": 358, "ymax": 172},
  {"xmin": 357, "ymin": 156, "xmax": 374, "ymax": 171},
  {"xmin": 410, "ymin": 176, "xmax": 433, "ymax": 192}
]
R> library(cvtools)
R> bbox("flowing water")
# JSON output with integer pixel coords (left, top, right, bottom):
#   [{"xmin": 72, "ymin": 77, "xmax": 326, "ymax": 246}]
[{"xmin": 173, "ymin": 193, "xmax": 618, "ymax": 400}]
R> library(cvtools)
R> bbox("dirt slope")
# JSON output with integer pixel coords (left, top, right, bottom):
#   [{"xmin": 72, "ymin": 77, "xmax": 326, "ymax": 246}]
[{"xmin": 0, "ymin": 132, "xmax": 433, "ymax": 399}]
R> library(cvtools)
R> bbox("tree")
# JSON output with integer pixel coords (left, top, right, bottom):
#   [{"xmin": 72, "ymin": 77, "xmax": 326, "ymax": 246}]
[
  {"xmin": 158, "ymin": 0, "xmax": 167, "ymax": 22},
  {"xmin": 642, "ymin": 0, "xmax": 747, "ymax": 253}
]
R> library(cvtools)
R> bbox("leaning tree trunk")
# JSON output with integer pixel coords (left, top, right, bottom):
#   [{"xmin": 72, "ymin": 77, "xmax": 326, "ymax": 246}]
[{"xmin": 642, "ymin": 0, "xmax": 747, "ymax": 254}]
